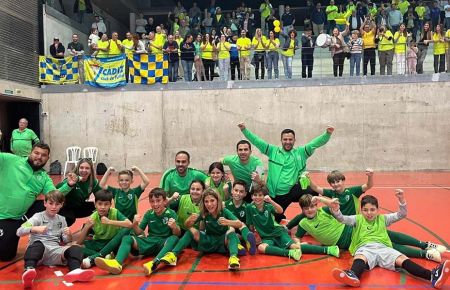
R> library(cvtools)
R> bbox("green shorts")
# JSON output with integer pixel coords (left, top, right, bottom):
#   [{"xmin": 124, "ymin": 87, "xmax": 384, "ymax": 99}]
[
  {"xmin": 83, "ymin": 239, "xmax": 110, "ymax": 254},
  {"xmin": 261, "ymin": 231, "xmax": 293, "ymax": 249},
  {"xmin": 135, "ymin": 236, "xmax": 166, "ymax": 256},
  {"xmin": 197, "ymin": 232, "xmax": 228, "ymax": 254}
]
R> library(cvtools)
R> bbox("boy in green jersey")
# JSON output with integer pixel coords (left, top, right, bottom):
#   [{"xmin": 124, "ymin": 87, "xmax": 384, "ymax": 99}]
[
  {"xmin": 224, "ymin": 180, "xmax": 257, "ymax": 255},
  {"xmin": 99, "ymin": 166, "xmax": 150, "ymax": 221},
  {"xmin": 293, "ymin": 194, "xmax": 443, "ymax": 262},
  {"xmin": 76, "ymin": 190, "xmax": 133, "ymax": 268},
  {"xmin": 160, "ymin": 188, "xmax": 243, "ymax": 271},
  {"xmin": 94, "ymin": 188, "xmax": 180, "ymax": 276},
  {"xmin": 330, "ymin": 190, "xmax": 450, "ymax": 289},
  {"xmin": 246, "ymin": 185, "xmax": 339, "ymax": 261}
]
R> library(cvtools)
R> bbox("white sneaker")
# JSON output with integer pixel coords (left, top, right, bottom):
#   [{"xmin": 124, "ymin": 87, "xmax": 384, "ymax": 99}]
[
  {"xmin": 426, "ymin": 249, "xmax": 442, "ymax": 263},
  {"xmin": 82, "ymin": 257, "xmax": 92, "ymax": 269},
  {"xmin": 65, "ymin": 268, "xmax": 95, "ymax": 283},
  {"xmin": 104, "ymin": 252, "xmax": 115, "ymax": 260},
  {"xmin": 427, "ymin": 242, "xmax": 447, "ymax": 254}
]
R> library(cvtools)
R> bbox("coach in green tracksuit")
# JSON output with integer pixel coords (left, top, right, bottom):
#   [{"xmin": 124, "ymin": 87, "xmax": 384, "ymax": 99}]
[
  {"xmin": 10, "ymin": 118, "xmax": 40, "ymax": 157},
  {"xmin": 238, "ymin": 122, "xmax": 334, "ymax": 220},
  {"xmin": 0, "ymin": 143, "xmax": 72, "ymax": 261}
]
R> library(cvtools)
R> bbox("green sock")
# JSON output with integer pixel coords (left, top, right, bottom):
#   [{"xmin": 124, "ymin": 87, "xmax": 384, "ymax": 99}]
[
  {"xmin": 226, "ymin": 232, "xmax": 239, "ymax": 257},
  {"xmin": 286, "ymin": 214, "xmax": 303, "ymax": 230},
  {"xmin": 388, "ymin": 230, "xmax": 428, "ymax": 249},
  {"xmin": 156, "ymin": 235, "xmax": 179, "ymax": 260},
  {"xmin": 241, "ymin": 227, "xmax": 250, "ymax": 242},
  {"xmin": 99, "ymin": 228, "xmax": 131, "ymax": 257},
  {"xmin": 393, "ymin": 243, "xmax": 425, "ymax": 258},
  {"xmin": 264, "ymin": 246, "xmax": 289, "ymax": 257},
  {"xmin": 173, "ymin": 231, "xmax": 193, "ymax": 255},
  {"xmin": 300, "ymin": 244, "xmax": 327, "ymax": 254},
  {"xmin": 116, "ymin": 235, "xmax": 134, "ymax": 264}
]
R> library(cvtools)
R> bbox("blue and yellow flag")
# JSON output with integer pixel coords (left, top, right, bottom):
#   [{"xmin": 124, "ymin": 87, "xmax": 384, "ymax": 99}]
[
  {"xmin": 39, "ymin": 56, "xmax": 79, "ymax": 84},
  {"xmin": 128, "ymin": 54, "xmax": 168, "ymax": 84},
  {"xmin": 84, "ymin": 55, "xmax": 126, "ymax": 88}
]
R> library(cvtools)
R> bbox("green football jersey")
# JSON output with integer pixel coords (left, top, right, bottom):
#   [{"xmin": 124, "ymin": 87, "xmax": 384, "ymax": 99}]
[
  {"xmin": 108, "ymin": 186, "xmax": 143, "ymax": 221},
  {"xmin": 225, "ymin": 199, "xmax": 247, "ymax": 223},
  {"xmin": 197, "ymin": 208, "xmax": 238, "ymax": 236},
  {"xmin": 139, "ymin": 208, "xmax": 178, "ymax": 238},
  {"xmin": 160, "ymin": 167, "xmax": 207, "ymax": 197},
  {"xmin": 323, "ymin": 186, "xmax": 363, "ymax": 215},
  {"xmin": 245, "ymin": 202, "xmax": 284, "ymax": 239},
  {"xmin": 349, "ymin": 214, "xmax": 392, "ymax": 255}
]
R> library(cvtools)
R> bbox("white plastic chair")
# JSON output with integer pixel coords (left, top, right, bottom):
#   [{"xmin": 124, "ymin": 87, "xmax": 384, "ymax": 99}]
[
  {"xmin": 63, "ymin": 146, "xmax": 81, "ymax": 177},
  {"xmin": 83, "ymin": 147, "xmax": 98, "ymax": 164}
]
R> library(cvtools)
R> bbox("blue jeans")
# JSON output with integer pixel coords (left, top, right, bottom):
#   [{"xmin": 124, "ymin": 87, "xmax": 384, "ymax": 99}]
[
  {"xmin": 349, "ymin": 53, "xmax": 361, "ymax": 76},
  {"xmin": 168, "ymin": 61, "xmax": 179, "ymax": 82},
  {"xmin": 182, "ymin": 60, "xmax": 193, "ymax": 82},
  {"xmin": 266, "ymin": 51, "xmax": 279, "ymax": 79},
  {"xmin": 281, "ymin": 55, "xmax": 293, "ymax": 79}
]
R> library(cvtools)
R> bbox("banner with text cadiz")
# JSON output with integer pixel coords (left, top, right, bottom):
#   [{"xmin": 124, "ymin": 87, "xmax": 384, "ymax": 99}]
[
  {"xmin": 39, "ymin": 56, "xmax": 79, "ymax": 84},
  {"xmin": 128, "ymin": 54, "xmax": 168, "ymax": 85},
  {"xmin": 84, "ymin": 55, "xmax": 126, "ymax": 88}
]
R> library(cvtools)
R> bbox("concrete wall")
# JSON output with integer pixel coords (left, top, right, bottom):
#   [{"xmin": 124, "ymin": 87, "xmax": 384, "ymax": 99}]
[{"xmin": 41, "ymin": 81, "xmax": 450, "ymax": 173}]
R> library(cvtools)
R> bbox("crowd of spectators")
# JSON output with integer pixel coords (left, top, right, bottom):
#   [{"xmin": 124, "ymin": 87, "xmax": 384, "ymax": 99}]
[{"xmin": 48, "ymin": 0, "xmax": 450, "ymax": 82}]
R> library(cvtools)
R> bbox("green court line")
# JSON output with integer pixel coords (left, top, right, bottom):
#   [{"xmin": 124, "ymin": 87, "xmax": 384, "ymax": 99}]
[
  {"xmin": 399, "ymin": 270, "xmax": 407, "ymax": 285},
  {"xmin": 179, "ymin": 252, "xmax": 203, "ymax": 290}
]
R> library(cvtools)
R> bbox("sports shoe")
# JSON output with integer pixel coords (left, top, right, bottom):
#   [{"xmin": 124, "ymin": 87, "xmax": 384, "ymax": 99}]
[
  {"xmin": 143, "ymin": 260, "xmax": 158, "ymax": 276},
  {"xmin": 427, "ymin": 242, "xmax": 447, "ymax": 254},
  {"xmin": 64, "ymin": 268, "xmax": 95, "ymax": 283},
  {"xmin": 327, "ymin": 245, "xmax": 340, "ymax": 258},
  {"xmin": 22, "ymin": 268, "xmax": 37, "ymax": 288},
  {"xmin": 81, "ymin": 257, "xmax": 93, "ymax": 269},
  {"xmin": 431, "ymin": 260, "xmax": 450, "ymax": 289},
  {"xmin": 246, "ymin": 232, "xmax": 257, "ymax": 255},
  {"xmin": 228, "ymin": 255, "xmax": 240, "ymax": 271},
  {"xmin": 94, "ymin": 257, "xmax": 122, "ymax": 275},
  {"xmin": 332, "ymin": 268, "xmax": 361, "ymax": 287},
  {"xmin": 426, "ymin": 249, "xmax": 442, "ymax": 263},
  {"xmin": 237, "ymin": 243, "xmax": 247, "ymax": 256},
  {"xmin": 288, "ymin": 249, "xmax": 302, "ymax": 261},
  {"xmin": 160, "ymin": 252, "xmax": 177, "ymax": 266}
]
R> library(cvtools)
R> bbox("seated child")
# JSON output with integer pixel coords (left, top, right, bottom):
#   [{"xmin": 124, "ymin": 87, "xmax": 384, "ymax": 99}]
[
  {"xmin": 99, "ymin": 166, "xmax": 150, "ymax": 221},
  {"xmin": 225, "ymin": 180, "xmax": 257, "ymax": 255},
  {"xmin": 294, "ymin": 194, "xmax": 443, "ymax": 262},
  {"xmin": 177, "ymin": 180, "xmax": 204, "ymax": 232},
  {"xmin": 160, "ymin": 188, "xmax": 243, "ymax": 271},
  {"xmin": 246, "ymin": 185, "xmax": 339, "ymax": 261},
  {"xmin": 205, "ymin": 162, "xmax": 231, "ymax": 201},
  {"xmin": 17, "ymin": 191, "xmax": 94, "ymax": 288},
  {"xmin": 94, "ymin": 188, "xmax": 180, "ymax": 276},
  {"xmin": 76, "ymin": 189, "xmax": 132, "ymax": 268},
  {"xmin": 330, "ymin": 190, "xmax": 449, "ymax": 289}
]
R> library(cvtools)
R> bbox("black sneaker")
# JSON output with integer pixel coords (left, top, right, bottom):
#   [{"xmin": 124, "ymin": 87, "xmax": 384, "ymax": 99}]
[
  {"xmin": 431, "ymin": 260, "xmax": 450, "ymax": 289},
  {"xmin": 332, "ymin": 268, "xmax": 361, "ymax": 287}
]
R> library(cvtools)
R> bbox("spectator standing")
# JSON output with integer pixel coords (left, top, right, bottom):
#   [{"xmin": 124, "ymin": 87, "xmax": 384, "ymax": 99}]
[
  {"xmin": 388, "ymin": 4, "xmax": 403, "ymax": 33},
  {"xmin": 265, "ymin": 30, "xmax": 280, "ymax": 79},
  {"xmin": 444, "ymin": 2, "xmax": 450, "ymax": 29},
  {"xmin": 279, "ymin": 29, "xmax": 299, "ymax": 79},
  {"xmin": 252, "ymin": 28, "xmax": 267, "ymax": 80},
  {"xmin": 376, "ymin": 25, "xmax": 395, "ymax": 75},
  {"xmin": 348, "ymin": 30, "xmax": 363, "ymax": 76},
  {"xmin": 145, "ymin": 17, "xmax": 156, "ymax": 34},
  {"xmin": 330, "ymin": 26, "xmax": 348, "ymax": 77},
  {"xmin": 430, "ymin": 1, "xmax": 441, "ymax": 29},
  {"xmin": 91, "ymin": 15, "xmax": 107, "ymax": 38},
  {"xmin": 301, "ymin": 27, "xmax": 315, "ymax": 78},
  {"xmin": 229, "ymin": 34, "xmax": 241, "ymax": 80},
  {"xmin": 349, "ymin": 9, "xmax": 364, "ymax": 31},
  {"xmin": 189, "ymin": 2, "xmax": 202, "ymax": 22},
  {"xmin": 259, "ymin": 0, "xmax": 273, "ymax": 34},
  {"xmin": 236, "ymin": 29, "xmax": 252, "ymax": 80},
  {"xmin": 10, "ymin": 118, "xmax": 40, "ymax": 157},
  {"xmin": 281, "ymin": 5, "xmax": 296, "ymax": 35},
  {"xmin": 428, "ymin": 24, "xmax": 446, "ymax": 72},
  {"xmin": 360, "ymin": 18, "xmax": 377, "ymax": 76},
  {"xmin": 193, "ymin": 34, "xmax": 206, "ymax": 81},
  {"xmin": 164, "ymin": 35, "xmax": 180, "ymax": 82},
  {"xmin": 88, "ymin": 28, "xmax": 100, "ymax": 55},
  {"xmin": 201, "ymin": 33, "xmax": 216, "ymax": 81},
  {"xmin": 216, "ymin": 34, "xmax": 231, "ymax": 81},
  {"xmin": 50, "ymin": 36, "xmax": 65, "ymax": 59},
  {"xmin": 407, "ymin": 42, "xmax": 418, "ymax": 74},
  {"xmin": 213, "ymin": 7, "xmax": 227, "ymax": 33},
  {"xmin": 326, "ymin": 0, "xmax": 339, "ymax": 33},
  {"xmin": 180, "ymin": 34, "xmax": 195, "ymax": 82},
  {"xmin": 136, "ymin": 13, "xmax": 147, "ymax": 35},
  {"xmin": 393, "ymin": 23, "xmax": 408, "ymax": 75},
  {"xmin": 203, "ymin": 12, "xmax": 213, "ymax": 34},
  {"xmin": 179, "ymin": 19, "xmax": 191, "ymax": 39},
  {"xmin": 67, "ymin": 33, "xmax": 84, "ymax": 83},
  {"xmin": 95, "ymin": 33, "xmax": 109, "ymax": 58},
  {"xmin": 310, "ymin": 3, "xmax": 326, "ymax": 36},
  {"xmin": 73, "ymin": 0, "xmax": 92, "ymax": 23}
]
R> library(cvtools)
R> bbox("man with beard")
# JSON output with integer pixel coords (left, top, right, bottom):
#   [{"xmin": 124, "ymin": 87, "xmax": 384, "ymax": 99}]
[
  {"xmin": 238, "ymin": 123, "xmax": 334, "ymax": 221},
  {"xmin": 220, "ymin": 140, "xmax": 264, "ymax": 202},
  {"xmin": 0, "ymin": 143, "xmax": 73, "ymax": 261},
  {"xmin": 160, "ymin": 151, "xmax": 207, "ymax": 208}
]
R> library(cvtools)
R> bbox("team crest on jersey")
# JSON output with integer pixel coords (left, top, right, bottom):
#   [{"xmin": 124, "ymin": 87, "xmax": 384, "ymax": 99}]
[
  {"xmin": 264, "ymin": 210, "xmax": 269, "ymax": 217},
  {"xmin": 344, "ymin": 195, "xmax": 350, "ymax": 202},
  {"xmin": 127, "ymin": 193, "xmax": 133, "ymax": 200},
  {"xmin": 57, "ymin": 222, "xmax": 62, "ymax": 229},
  {"xmin": 239, "ymin": 211, "xmax": 245, "ymax": 218},
  {"xmin": 163, "ymin": 217, "xmax": 169, "ymax": 224}
]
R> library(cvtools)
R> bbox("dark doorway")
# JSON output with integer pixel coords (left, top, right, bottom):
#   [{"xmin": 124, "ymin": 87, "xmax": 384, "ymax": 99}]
[{"xmin": 0, "ymin": 96, "xmax": 41, "ymax": 153}]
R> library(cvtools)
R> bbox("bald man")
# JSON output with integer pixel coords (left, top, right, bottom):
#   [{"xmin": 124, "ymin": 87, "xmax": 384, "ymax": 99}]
[{"xmin": 11, "ymin": 118, "xmax": 40, "ymax": 157}]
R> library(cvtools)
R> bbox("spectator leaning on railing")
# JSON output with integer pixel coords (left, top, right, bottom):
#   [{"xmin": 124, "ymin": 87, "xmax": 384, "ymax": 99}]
[
  {"xmin": 376, "ymin": 25, "xmax": 395, "ymax": 75},
  {"xmin": 416, "ymin": 22, "xmax": 432, "ymax": 74},
  {"xmin": 393, "ymin": 23, "xmax": 408, "ymax": 75},
  {"xmin": 180, "ymin": 34, "xmax": 196, "ymax": 82},
  {"xmin": 50, "ymin": 36, "xmax": 65, "ymax": 59},
  {"xmin": 164, "ymin": 34, "xmax": 180, "ymax": 82},
  {"xmin": 67, "ymin": 33, "xmax": 84, "ymax": 83}
]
